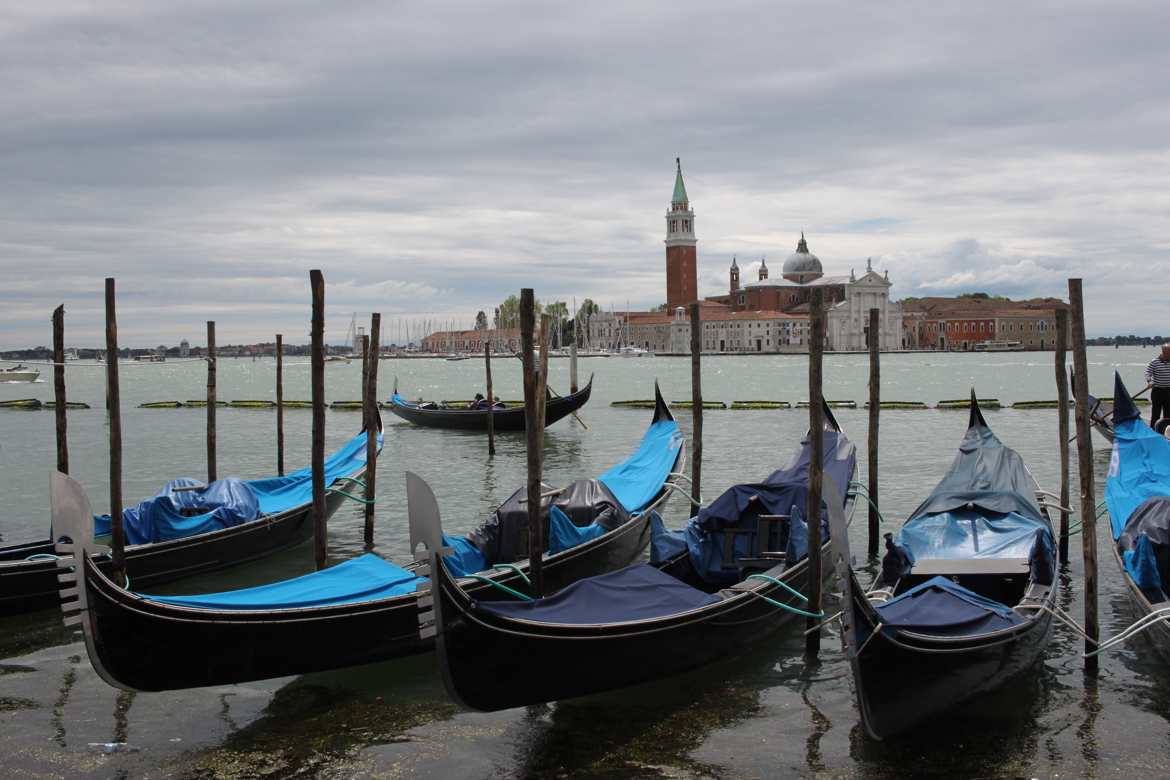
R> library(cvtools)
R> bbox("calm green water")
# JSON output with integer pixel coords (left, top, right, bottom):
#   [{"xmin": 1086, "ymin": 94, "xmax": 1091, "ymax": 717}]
[{"xmin": 1, "ymin": 347, "xmax": 1167, "ymax": 777}]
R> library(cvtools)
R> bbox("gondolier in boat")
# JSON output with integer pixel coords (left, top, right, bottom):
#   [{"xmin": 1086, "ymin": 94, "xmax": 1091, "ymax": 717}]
[{"xmin": 1146, "ymin": 344, "xmax": 1170, "ymax": 430}]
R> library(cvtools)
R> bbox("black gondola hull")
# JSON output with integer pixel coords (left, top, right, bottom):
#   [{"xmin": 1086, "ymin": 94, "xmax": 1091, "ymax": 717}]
[
  {"xmin": 434, "ymin": 548, "xmax": 824, "ymax": 712},
  {"xmin": 1112, "ymin": 544, "xmax": 1170, "ymax": 664},
  {"xmin": 387, "ymin": 377, "xmax": 592, "ymax": 431},
  {"xmin": 845, "ymin": 570, "xmax": 1053, "ymax": 741},
  {"xmin": 75, "ymin": 505, "xmax": 655, "ymax": 690},
  {"xmin": 1, "ymin": 483, "xmax": 352, "ymax": 616}
]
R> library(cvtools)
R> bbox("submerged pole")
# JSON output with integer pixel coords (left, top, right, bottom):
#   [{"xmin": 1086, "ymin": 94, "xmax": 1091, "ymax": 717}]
[
  {"xmin": 104, "ymin": 279, "xmax": 125, "ymax": 583},
  {"xmin": 1054, "ymin": 308, "xmax": 1071, "ymax": 562},
  {"xmin": 275, "ymin": 333, "xmax": 285, "ymax": 476},
  {"xmin": 485, "ymin": 342, "xmax": 496, "ymax": 456},
  {"xmin": 364, "ymin": 313, "xmax": 381, "ymax": 548},
  {"xmin": 52, "ymin": 304, "xmax": 68, "ymax": 475},
  {"xmin": 805, "ymin": 287, "xmax": 826, "ymax": 657},
  {"xmin": 1068, "ymin": 278, "xmax": 1098, "ymax": 671},
  {"xmin": 689, "ymin": 302, "xmax": 703, "ymax": 517},
  {"xmin": 520, "ymin": 289, "xmax": 545, "ymax": 596},
  {"xmin": 867, "ymin": 307, "xmax": 880, "ymax": 559},
  {"xmin": 206, "ymin": 321, "xmax": 217, "ymax": 483},
  {"xmin": 310, "ymin": 270, "xmax": 327, "ymax": 570}
]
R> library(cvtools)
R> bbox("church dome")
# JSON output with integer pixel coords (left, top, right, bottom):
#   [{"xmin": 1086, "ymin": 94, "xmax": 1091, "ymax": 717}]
[{"xmin": 782, "ymin": 234, "xmax": 823, "ymax": 282}]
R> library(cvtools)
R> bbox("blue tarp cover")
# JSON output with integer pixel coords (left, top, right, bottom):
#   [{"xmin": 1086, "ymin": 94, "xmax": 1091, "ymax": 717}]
[
  {"xmin": 144, "ymin": 553, "xmax": 424, "ymax": 610},
  {"xmin": 1124, "ymin": 535, "xmax": 1163, "ymax": 595},
  {"xmin": 895, "ymin": 508, "xmax": 1050, "ymax": 561},
  {"xmin": 650, "ymin": 428, "xmax": 856, "ymax": 585},
  {"xmin": 95, "ymin": 431, "xmax": 379, "ymax": 545},
  {"xmin": 598, "ymin": 419, "xmax": 684, "ymax": 512},
  {"xmin": 874, "ymin": 576, "xmax": 1024, "ymax": 635},
  {"xmin": 476, "ymin": 563, "xmax": 721, "ymax": 625},
  {"xmin": 1107, "ymin": 415, "xmax": 1170, "ymax": 541},
  {"xmin": 442, "ymin": 534, "xmax": 486, "ymax": 578},
  {"xmin": 547, "ymin": 505, "xmax": 604, "ymax": 555}
]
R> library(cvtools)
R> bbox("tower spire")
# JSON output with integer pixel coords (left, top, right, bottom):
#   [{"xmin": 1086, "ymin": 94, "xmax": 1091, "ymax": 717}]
[{"xmin": 672, "ymin": 158, "xmax": 689, "ymax": 205}]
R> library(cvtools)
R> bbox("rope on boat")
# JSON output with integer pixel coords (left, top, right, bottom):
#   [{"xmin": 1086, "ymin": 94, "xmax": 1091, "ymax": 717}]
[
  {"xmin": 466, "ymin": 574, "xmax": 533, "ymax": 601},
  {"xmin": 335, "ymin": 476, "xmax": 367, "ymax": 489},
  {"xmin": 660, "ymin": 481, "xmax": 703, "ymax": 507},
  {"xmin": 25, "ymin": 553, "xmax": 61, "ymax": 561},
  {"xmin": 857, "ymin": 621, "xmax": 884, "ymax": 655},
  {"xmin": 846, "ymin": 491, "xmax": 886, "ymax": 526},
  {"xmin": 491, "ymin": 563, "xmax": 531, "ymax": 586},
  {"xmin": 803, "ymin": 610, "xmax": 844, "ymax": 635},
  {"xmin": 325, "ymin": 487, "xmax": 375, "ymax": 506},
  {"xmin": 1084, "ymin": 607, "xmax": 1170, "ymax": 658},
  {"xmin": 743, "ymin": 574, "xmax": 825, "ymax": 619},
  {"xmin": 1014, "ymin": 602, "xmax": 1098, "ymax": 645}
]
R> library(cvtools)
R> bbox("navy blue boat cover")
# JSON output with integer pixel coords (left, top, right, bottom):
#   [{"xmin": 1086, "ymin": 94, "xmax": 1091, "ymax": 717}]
[
  {"xmin": 96, "ymin": 431, "xmax": 380, "ymax": 545},
  {"xmin": 651, "ymin": 428, "xmax": 856, "ymax": 585},
  {"xmin": 874, "ymin": 576, "xmax": 1024, "ymax": 635},
  {"xmin": 1106, "ymin": 373, "xmax": 1170, "ymax": 596},
  {"xmin": 476, "ymin": 563, "xmax": 721, "ymax": 625}
]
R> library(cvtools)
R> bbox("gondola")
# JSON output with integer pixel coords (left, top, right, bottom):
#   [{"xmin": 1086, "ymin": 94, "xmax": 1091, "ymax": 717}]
[
  {"xmin": 386, "ymin": 375, "xmax": 592, "ymax": 431},
  {"xmin": 53, "ymin": 384, "xmax": 684, "ymax": 691},
  {"xmin": 1086, "ymin": 392, "xmax": 1117, "ymax": 442},
  {"xmin": 1104, "ymin": 373, "xmax": 1170, "ymax": 663},
  {"xmin": 419, "ymin": 405, "xmax": 856, "ymax": 712},
  {"xmin": 0, "ymin": 423, "xmax": 381, "ymax": 616},
  {"xmin": 832, "ymin": 392, "xmax": 1059, "ymax": 741}
]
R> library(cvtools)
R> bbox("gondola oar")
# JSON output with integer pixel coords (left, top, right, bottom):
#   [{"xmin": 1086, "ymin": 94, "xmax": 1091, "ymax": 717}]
[{"xmin": 508, "ymin": 350, "xmax": 589, "ymax": 430}]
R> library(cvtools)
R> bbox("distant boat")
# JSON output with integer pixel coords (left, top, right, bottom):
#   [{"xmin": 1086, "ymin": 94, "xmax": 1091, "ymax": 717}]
[
  {"xmin": 446, "ymin": 354, "xmax": 469, "ymax": 361},
  {"xmin": 324, "ymin": 355, "xmax": 351, "ymax": 364},
  {"xmin": 0, "ymin": 364, "xmax": 40, "ymax": 382},
  {"xmin": 618, "ymin": 346, "xmax": 653, "ymax": 358},
  {"xmin": 973, "ymin": 340, "xmax": 1024, "ymax": 352},
  {"xmin": 133, "ymin": 353, "xmax": 166, "ymax": 363}
]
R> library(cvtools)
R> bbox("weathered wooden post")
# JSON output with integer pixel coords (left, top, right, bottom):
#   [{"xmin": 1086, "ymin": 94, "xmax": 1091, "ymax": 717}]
[
  {"xmin": 310, "ymin": 270, "xmax": 327, "ymax": 570},
  {"xmin": 867, "ymin": 307, "xmax": 880, "ymax": 559},
  {"xmin": 689, "ymin": 302, "xmax": 703, "ymax": 517},
  {"xmin": 805, "ymin": 287, "xmax": 826, "ymax": 657},
  {"xmin": 520, "ymin": 289, "xmax": 545, "ymax": 595},
  {"xmin": 275, "ymin": 333, "xmax": 285, "ymax": 476},
  {"xmin": 485, "ymin": 342, "xmax": 496, "ymax": 456},
  {"xmin": 104, "ymin": 279, "xmax": 125, "ymax": 583},
  {"xmin": 1069, "ymin": 278, "xmax": 1098, "ymax": 671},
  {"xmin": 1054, "ymin": 308, "xmax": 1071, "ymax": 562},
  {"xmin": 52, "ymin": 305, "xmax": 68, "ymax": 474},
  {"xmin": 570, "ymin": 334, "xmax": 579, "ymax": 394},
  {"xmin": 206, "ymin": 321, "xmax": 217, "ymax": 483},
  {"xmin": 364, "ymin": 313, "xmax": 381, "ymax": 548},
  {"xmin": 360, "ymin": 334, "xmax": 370, "ymax": 423}
]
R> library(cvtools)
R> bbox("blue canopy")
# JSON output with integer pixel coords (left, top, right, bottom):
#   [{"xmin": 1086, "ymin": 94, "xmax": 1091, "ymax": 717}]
[
  {"xmin": 476, "ymin": 563, "xmax": 720, "ymax": 625},
  {"xmin": 96, "ymin": 431, "xmax": 380, "ymax": 545},
  {"xmin": 896, "ymin": 508, "xmax": 1050, "ymax": 561},
  {"xmin": 1106, "ymin": 411, "xmax": 1170, "ymax": 541},
  {"xmin": 598, "ymin": 419, "xmax": 684, "ymax": 512},
  {"xmin": 547, "ymin": 505, "xmax": 605, "ymax": 555},
  {"xmin": 145, "ymin": 553, "xmax": 424, "ymax": 610},
  {"xmin": 874, "ymin": 576, "xmax": 1024, "ymax": 635}
]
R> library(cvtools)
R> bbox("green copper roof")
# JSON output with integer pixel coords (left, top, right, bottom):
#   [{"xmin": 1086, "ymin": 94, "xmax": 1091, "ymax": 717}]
[{"xmin": 672, "ymin": 158, "xmax": 688, "ymax": 204}]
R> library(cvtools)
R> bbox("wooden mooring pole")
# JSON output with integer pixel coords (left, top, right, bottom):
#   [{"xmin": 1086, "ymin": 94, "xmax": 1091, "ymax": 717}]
[
  {"xmin": 520, "ymin": 289, "xmax": 545, "ymax": 596},
  {"xmin": 867, "ymin": 307, "xmax": 880, "ymax": 559},
  {"xmin": 1054, "ymin": 308, "xmax": 1071, "ymax": 562},
  {"xmin": 485, "ymin": 342, "xmax": 496, "ymax": 456},
  {"xmin": 104, "ymin": 279, "xmax": 125, "ymax": 583},
  {"xmin": 689, "ymin": 302, "xmax": 703, "ymax": 517},
  {"xmin": 275, "ymin": 333, "xmax": 285, "ymax": 476},
  {"xmin": 52, "ymin": 304, "xmax": 68, "ymax": 474},
  {"xmin": 1068, "ymin": 278, "xmax": 1098, "ymax": 672},
  {"xmin": 206, "ymin": 321, "xmax": 217, "ymax": 483},
  {"xmin": 364, "ymin": 313, "xmax": 381, "ymax": 548},
  {"xmin": 310, "ymin": 270, "xmax": 327, "ymax": 570},
  {"xmin": 570, "ymin": 335, "xmax": 578, "ymax": 394},
  {"xmin": 805, "ymin": 287, "xmax": 826, "ymax": 657}
]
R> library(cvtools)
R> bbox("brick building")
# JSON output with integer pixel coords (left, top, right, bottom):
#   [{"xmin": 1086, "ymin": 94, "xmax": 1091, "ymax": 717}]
[{"xmin": 901, "ymin": 297, "xmax": 1065, "ymax": 351}]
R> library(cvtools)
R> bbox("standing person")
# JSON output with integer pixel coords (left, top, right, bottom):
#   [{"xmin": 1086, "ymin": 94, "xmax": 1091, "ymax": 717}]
[{"xmin": 1146, "ymin": 344, "xmax": 1170, "ymax": 427}]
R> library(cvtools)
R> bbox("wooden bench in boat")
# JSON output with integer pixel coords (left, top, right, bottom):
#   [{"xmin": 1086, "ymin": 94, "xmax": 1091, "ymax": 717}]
[{"xmin": 909, "ymin": 558, "xmax": 1031, "ymax": 577}]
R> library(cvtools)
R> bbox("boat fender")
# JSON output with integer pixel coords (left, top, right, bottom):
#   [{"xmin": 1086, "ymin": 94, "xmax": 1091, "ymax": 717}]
[{"xmin": 879, "ymin": 532, "xmax": 914, "ymax": 586}]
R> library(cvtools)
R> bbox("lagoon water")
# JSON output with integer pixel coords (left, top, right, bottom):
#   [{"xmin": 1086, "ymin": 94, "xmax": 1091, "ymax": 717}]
[{"xmin": 1, "ymin": 347, "xmax": 1167, "ymax": 777}]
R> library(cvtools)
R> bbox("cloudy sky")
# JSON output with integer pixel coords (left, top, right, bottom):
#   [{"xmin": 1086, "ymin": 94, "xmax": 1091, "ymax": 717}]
[{"xmin": 2, "ymin": 0, "xmax": 1168, "ymax": 348}]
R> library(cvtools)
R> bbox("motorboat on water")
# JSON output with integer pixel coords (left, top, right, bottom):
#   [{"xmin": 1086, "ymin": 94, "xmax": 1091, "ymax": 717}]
[{"xmin": 0, "ymin": 364, "xmax": 40, "ymax": 382}]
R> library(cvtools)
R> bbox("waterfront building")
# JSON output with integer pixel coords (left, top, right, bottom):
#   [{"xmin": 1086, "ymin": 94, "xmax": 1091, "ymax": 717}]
[
  {"xmin": 901, "ymin": 297, "xmax": 1065, "ymax": 350},
  {"xmin": 179, "ymin": 339, "xmax": 190, "ymax": 358},
  {"xmin": 420, "ymin": 328, "xmax": 521, "ymax": 354}
]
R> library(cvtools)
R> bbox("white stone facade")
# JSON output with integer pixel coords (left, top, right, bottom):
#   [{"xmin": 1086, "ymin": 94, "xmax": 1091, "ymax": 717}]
[{"xmin": 825, "ymin": 266, "xmax": 903, "ymax": 351}]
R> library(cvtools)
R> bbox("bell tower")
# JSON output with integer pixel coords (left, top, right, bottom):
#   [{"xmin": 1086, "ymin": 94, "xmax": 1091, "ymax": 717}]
[
  {"xmin": 758, "ymin": 256, "xmax": 768, "ymax": 281},
  {"xmin": 729, "ymin": 256, "xmax": 740, "ymax": 292},
  {"xmin": 665, "ymin": 158, "xmax": 697, "ymax": 309}
]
